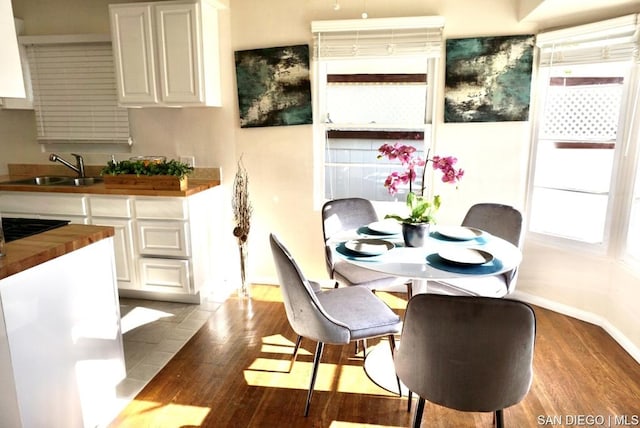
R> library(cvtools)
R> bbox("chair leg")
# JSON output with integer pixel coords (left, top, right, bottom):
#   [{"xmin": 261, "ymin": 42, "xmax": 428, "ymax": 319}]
[
  {"xmin": 495, "ymin": 409, "xmax": 504, "ymax": 428},
  {"xmin": 304, "ymin": 341, "xmax": 324, "ymax": 417},
  {"xmin": 406, "ymin": 281, "xmax": 413, "ymax": 300},
  {"xmin": 407, "ymin": 390, "xmax": 413, "ymax": 412},
  {"xmin": 291, "ymin": 335, "xmax": 303, "ymax": 370},
  {"xmin": 412, "ymin": 397, "xmax": 425, "ymax": 428},
  {"xmin": 387, "ymin": 334, "xmax": 402, "ymax": 396}
]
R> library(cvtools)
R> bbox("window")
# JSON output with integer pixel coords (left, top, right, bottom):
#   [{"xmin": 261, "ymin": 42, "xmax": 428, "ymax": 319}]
[
  {"xmin": 311, "ymin": 17, "xmax": 444, "ymax": 205},
  {"xmin": 529, "ymin": 15, "xmax": 638, "ymax": 250},
  {"xmin": 624, "ymin": 64, "xmax": 640, "ymax": 263},
  {"xmin": 24, "ymin": 36, "xmax": 130, "ymax": 147}
]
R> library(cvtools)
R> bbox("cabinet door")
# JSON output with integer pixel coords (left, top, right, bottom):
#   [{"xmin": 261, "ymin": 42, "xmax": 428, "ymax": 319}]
[
  {"xmin": 136, "ymin": 220, "xmax": 190, "ymax": 257},
  {"xmin": 138, "ymin": 257, "xmax": 191, "ymax": 294},
  {"xmin": 154, "ymin": 2, "xmax": 203, "ymax": 104},
  {"xmin": 109, "ymin": 3, "xmax": 158, "ymax": 105},
  {"xmin": 92, "ymin": 217, "xmax": 137, "ymax": 290}
]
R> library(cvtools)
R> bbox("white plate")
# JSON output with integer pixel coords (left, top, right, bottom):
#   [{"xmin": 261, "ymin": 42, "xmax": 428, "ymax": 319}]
[
  {"xmin": 345, "ymin": 239, "xmax": 394, "ymax": 256},
  {"xmin": 438, "ymin": 248, "xmax": 494, "ymax": 265},
  {"xmin": 367, "ymin": 220, "xmax": 402, "ymax": 235},
  {"xmin": 436, "ymin": 226, "xmax": 483, "ymax": 240}
]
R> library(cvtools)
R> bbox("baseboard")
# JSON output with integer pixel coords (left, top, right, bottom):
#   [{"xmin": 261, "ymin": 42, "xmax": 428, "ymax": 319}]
[
  {"xmin": 511, "ymin": 290, "xmax": 640, "ymax": 364},
  {"xmin": 118, "ymin": 289, "xmax": 201, "ymax": 304}
]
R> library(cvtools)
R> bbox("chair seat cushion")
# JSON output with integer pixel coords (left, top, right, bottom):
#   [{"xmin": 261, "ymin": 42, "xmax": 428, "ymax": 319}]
[
  {"xmin": 317, "ymin": 286, "xmax": 402, "ymax": 341},
  {"xmin": 334, "ymin": 260, "xmax": 408, "ymax": 290}
]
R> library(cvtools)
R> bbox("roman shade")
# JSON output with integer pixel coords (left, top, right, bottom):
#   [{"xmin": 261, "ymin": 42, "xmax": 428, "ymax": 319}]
[
  {"xmin": 537, "ymin": 14, "xmax": 639, "ymax": 66},
  {"xmin": 311, "ymin": 16, "xmax": 445, "ymax": 60},
  {"xmin": 23, "ymin": 36, "xmax": 131, "ymax": 145}
]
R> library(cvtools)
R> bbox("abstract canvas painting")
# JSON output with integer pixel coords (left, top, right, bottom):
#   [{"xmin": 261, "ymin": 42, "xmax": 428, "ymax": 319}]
[
  {"xmin": 234, "ymin": 44, "xmax": 312, "ymax": 128},
  {"xmin": 444, "ymin": 35, "xmax": 535, "ymax": 123}
]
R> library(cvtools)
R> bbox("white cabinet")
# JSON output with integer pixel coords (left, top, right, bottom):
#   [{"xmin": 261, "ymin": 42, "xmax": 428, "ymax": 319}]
[
  {"xmin": 0, "ymin": 188, "xmax": 222, "ymax": 303},
  {"xmin": 109, "ymin": 0, "xmax": 222, "ymax": 107},
  {"xmin": 138, "ymin": 257, "xmax": 190, "ymax": 294},
  {"xmin": 0, "ymin": 238, "xmax": 125, "ymax": 428},
  {"xmin": 132, "ymin": 197, "xmax": 195, "ymax": 298},
  {"xmin": 89, "ymin": 196, "xmax": 136, "ymax": 290},
  {"xmin": 0, "ymin": 1, "xmax": 25, "ymax": 99},
  {"xmin": 0, "ymin": 19, "xmax": 33, "ymax": 110},
  {"xmin": 0, "ymin": 192, "xmax": 89, "ymax": 223}
]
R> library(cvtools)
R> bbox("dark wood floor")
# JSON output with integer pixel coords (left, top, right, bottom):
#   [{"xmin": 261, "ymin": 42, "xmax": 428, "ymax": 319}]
[{"xmin": 109, "ymin": 285, "xmax": 640, "ymax": 428}]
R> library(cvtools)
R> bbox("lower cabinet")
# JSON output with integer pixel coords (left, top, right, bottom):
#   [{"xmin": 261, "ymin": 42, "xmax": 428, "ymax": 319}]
[
  {"xmin": 138, "ymin": 257, "xmax": 191, "ymax": 294},
  {"xmin": 0, "ymin": 188, "xmax": 221, "ymax": 303},
  {"xmin": 91, "ymin": 192, "xmax": 218, "ymax": 303},
  {"xmin": 93, "ymin": 217, "xmax": 137, "ymax": 289}
]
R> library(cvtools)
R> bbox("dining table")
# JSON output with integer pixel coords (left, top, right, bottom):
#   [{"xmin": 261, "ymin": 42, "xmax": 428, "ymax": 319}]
[
  {"xmin": 331, "ymin": 219, "xmax": 523, "ymax": 295},
  {"xmin": 330, "ymin": 219, "xmax": 524, "ymax": 394}
]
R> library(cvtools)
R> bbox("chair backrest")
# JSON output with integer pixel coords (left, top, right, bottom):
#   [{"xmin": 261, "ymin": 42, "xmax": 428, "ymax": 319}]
[
  {"xmin": 322, "ymin": 198, "xmax": 379, "ymax": 242},
  {"xmin": 394, "ymin": 294, "xmax": 536, "ymax": 413},
  {"xmin": 462, "ymin": 203, "xmax": 523, "ymax": 248},
  {"xmin": 462, "ymin": 203, "xmax": 524, "ymax": 292},
  {"xmin": 269, "ymin": 234, "xmax": 351, "ymax": 344},
  {"xmin": 321, "ymin": 198, "xmax": 379, "ymax": 276}
]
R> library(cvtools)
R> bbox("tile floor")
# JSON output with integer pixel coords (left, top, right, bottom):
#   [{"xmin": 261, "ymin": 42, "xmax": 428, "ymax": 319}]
[{"xmin": 105, "ymin": 297, "xmax": 222, "ymax": 424}]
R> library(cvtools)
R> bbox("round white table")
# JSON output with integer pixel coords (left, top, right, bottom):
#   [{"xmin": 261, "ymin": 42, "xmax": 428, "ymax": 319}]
[
  {"xmin": 332, "ymin": 225, "xmax": 522, "ymax": 294},
  {"xmin": 332, "ymin": 225, "xmax": 523, "ymax": 394}
]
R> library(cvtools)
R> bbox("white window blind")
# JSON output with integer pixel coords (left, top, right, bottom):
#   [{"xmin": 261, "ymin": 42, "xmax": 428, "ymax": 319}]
[
  {"xmin": 537, "ymin": 14, "xmax": 639, "ymax": 66},
  {"xmin": 26, "ymin": 41, "xmax": 130, "ymax": 145},
  {"xmin": 312, "ymin": 16, "xmax": 445, "ymax": 60}
]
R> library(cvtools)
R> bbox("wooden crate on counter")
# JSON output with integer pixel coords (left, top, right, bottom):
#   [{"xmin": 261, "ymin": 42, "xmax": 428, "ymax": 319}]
[{"xmin": 103, "ymin": 174, "xmax": 188, "ymax": 191}]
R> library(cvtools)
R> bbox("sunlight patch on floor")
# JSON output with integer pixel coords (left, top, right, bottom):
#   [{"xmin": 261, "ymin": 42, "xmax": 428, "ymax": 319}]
[
  {"xmin": 261, "ymin": 334, "xmax": 313, "ymax": 356},
  {"xmin": 244, "ymin": 358, "xmax": 393, "ymax": 395},
  {"xmin": 113, "ymin": 400, "xmax": 210, "ymax": 427},
  {"xmin": 120, "ymin": 307, "xmax": 175, "ymax": 334},
  {"xmin": 374, "ymin": 291, "xmax": 408, "ymax": 310}
]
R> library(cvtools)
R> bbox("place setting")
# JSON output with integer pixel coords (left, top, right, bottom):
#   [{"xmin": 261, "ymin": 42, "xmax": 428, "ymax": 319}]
[
  {"xmin": 356, "ymin": 219, "xmax": 402, "ymax": 238},
  {"xmin": 431, "ymin": 225, "xmax": 488, "ymax": 243},
  {"xmin": 335, "ymin": 237, "xmax": 396, "ymax": 259},
  {"xmin": 426, "ymin": 246, "xmax": 504, "ymax": 275}
]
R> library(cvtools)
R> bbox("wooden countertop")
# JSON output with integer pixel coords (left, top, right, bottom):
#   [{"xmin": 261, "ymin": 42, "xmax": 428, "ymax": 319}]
[
  {"xmin": 0, "ymin": 176, "xmax": 220, "ymax": 196},
  {"xmin": 0, "ymin": 224, "xmax": 115, "ymax": 280}
]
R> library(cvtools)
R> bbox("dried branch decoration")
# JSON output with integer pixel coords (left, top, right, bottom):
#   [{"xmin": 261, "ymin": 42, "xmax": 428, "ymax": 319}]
[{"xmin": 232, "ymin": 157, "xmax": 252, "ymax": 243}]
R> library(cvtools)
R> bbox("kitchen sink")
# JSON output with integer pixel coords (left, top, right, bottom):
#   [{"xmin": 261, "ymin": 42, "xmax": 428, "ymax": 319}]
[
  {"xmin": 71, "ymin": 177, "xmax": 102, "ymax": 186},
  {"xmin": 0, "ymin": 176, "xmax": 103, "ymax": 186}
]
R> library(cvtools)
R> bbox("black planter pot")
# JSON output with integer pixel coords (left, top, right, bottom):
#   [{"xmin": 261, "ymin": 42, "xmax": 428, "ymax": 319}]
[{"xmin": 402, "ymin": 222, "xmax": 431, "ymax": 247}]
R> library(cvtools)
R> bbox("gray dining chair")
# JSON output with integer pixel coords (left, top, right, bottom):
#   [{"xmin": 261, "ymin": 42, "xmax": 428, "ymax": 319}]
[
  {"xmin": 429, "ymin": 203, "xmax": 524, "ymax": 297},
  {"xmin": 322, "ymin": 197, "xmax": 411, "ymax": 295},
  {"xmin": 394, "ymin": 293, "xmax": 536, "ymax": 428},
  {"xmin": 270, "ymin": 233, "xmax": 403, "ymax": 416}
]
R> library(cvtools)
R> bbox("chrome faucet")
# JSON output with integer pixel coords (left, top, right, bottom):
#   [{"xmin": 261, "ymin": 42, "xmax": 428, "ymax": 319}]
[{"xmin": 49, "ymin": 153, "xmax": 85, "ymax": 177}]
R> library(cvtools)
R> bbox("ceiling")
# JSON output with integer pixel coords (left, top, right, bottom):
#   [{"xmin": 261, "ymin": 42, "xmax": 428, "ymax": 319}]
[{"xmin": 519, "ymin": 0, "xmax": 640, "ymax": 27}]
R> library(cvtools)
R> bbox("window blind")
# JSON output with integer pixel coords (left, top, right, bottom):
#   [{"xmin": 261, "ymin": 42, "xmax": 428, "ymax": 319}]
[
  {"xmin": 537, "ymin": 14, "xmax": 639, "ymax": 66},
  {"xmin": 312, "ymin": 16, "xmax": 445, "ymax": 60},
  {"xmin": 26, "ymin": 41, "xmax": 130, "ymax": 144}
]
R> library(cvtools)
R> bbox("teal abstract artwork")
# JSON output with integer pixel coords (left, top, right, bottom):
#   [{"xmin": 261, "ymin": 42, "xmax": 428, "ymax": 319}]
[
  {"xmin": 234, "ymin": 44, "xmax": 312, "ymax": 128},
  {"xmin": 445, "ymin": 35, "xmax": 535, "ymax": 123}
]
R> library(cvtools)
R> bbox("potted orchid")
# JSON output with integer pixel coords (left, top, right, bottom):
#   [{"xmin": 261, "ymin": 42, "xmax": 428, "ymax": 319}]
[{"xmin": 377, "ymin": 142, "xmax": 464, "ymax": 246}]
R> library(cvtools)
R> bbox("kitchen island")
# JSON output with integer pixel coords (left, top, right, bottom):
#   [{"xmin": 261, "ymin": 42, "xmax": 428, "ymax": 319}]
[{"xmin": 0, "ymin": 224, "xmax": 126, "ymax": 428}]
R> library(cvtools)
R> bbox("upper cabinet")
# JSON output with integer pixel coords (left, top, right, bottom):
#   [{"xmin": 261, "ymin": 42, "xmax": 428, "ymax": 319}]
[
  {"xmin": 0, "ymin": 18, "xmax": 33, "ymax": 110},
  {"xmin": 0, "ymin": 0, "xmax": 25, "ymax": 99},
  {"xmin": 109, "ymin": 0, "xmax": 222, "ymax": 107}
]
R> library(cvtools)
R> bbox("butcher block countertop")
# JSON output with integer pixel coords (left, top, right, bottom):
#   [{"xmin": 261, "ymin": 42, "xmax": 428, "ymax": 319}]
[
  {"xmin": 0, "ymin": 224, "xmax": 115, "ymax": 280},
  {"xmin": 0, "ymin": 177, "xmax": 220, "ymax": 197},
  {"xmin": 0, "ymin": 164, "xmax": 221, "ymax": 196}
]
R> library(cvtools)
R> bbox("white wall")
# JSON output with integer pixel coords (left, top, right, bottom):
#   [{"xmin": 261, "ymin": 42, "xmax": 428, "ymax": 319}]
[{"xmin": 2, "ymin": 0, "xmax": 639, "ymax": 358}]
